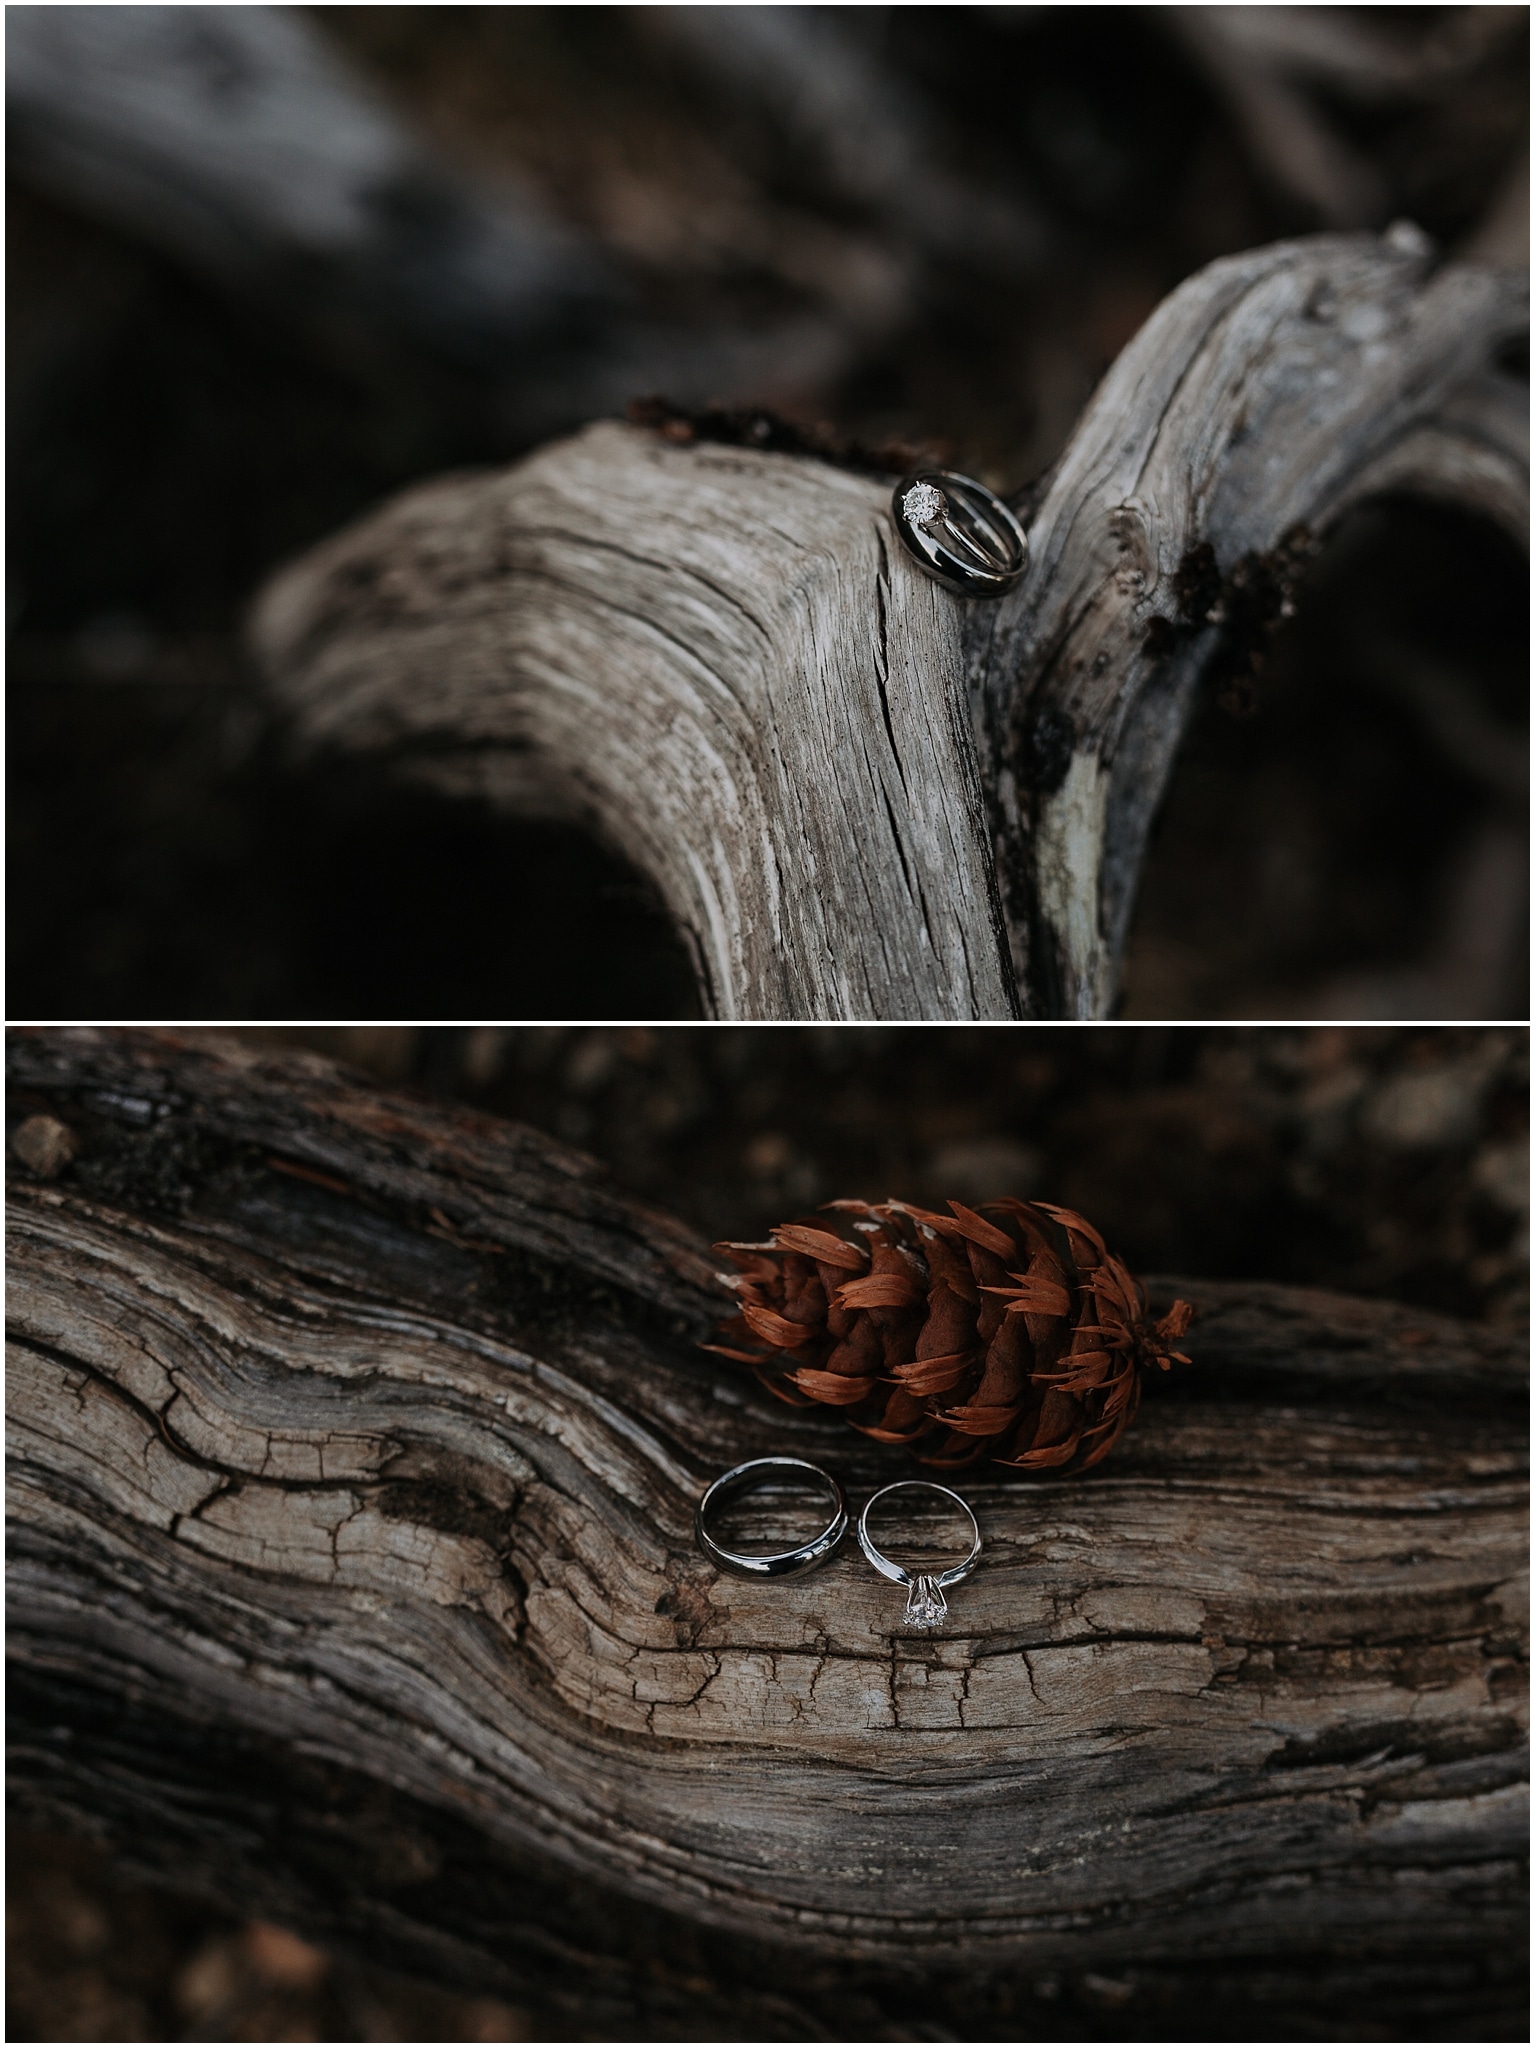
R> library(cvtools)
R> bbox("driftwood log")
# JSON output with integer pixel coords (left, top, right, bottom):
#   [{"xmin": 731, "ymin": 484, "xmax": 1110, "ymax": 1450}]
[
  {"xmin": 6, "ymin": 1030, "xmax": 1527, "ymax": 2032},
  {"xmin": 252, "ymin": 232, "xmax": 1529, "ymax": 1020}
]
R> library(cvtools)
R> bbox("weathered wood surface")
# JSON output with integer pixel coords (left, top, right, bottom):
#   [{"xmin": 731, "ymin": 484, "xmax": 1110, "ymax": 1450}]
[
  {"xmin": 6, "ymin": 1030, "xmax": 1528, "ymax": 2014},
  {"xmin": 253, "ymin": 232, "xmax": 1529, "ymax": 1019}
]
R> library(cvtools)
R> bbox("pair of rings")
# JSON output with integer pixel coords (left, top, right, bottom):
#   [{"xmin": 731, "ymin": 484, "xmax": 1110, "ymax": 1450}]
[
  {"xmin": 892, "ymin": 470, "xmax": 1027, "ymax": 599},
  {"xmin": 694, "ymin": 1456, "xmax": 981, "ymax": 1631}
]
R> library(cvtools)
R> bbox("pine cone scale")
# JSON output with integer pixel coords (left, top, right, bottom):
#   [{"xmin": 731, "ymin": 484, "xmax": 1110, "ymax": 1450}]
[
  {"xmin": 889, "ymin": 1350, "xmax": 975, "ymax": 1396},
  {"xmin": 772, "ymin": 1224, "xmax": 869, "ymax": 1270},
  {"xmin": 792, "ymin": 1368, "xmax": 879, "ymax": 1405}
]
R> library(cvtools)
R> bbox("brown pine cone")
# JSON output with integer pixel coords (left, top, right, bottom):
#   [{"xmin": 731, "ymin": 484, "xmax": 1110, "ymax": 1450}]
[{"xmin": 706, "ymin": 1198, "xmax": 1193, "ymax": 1474}]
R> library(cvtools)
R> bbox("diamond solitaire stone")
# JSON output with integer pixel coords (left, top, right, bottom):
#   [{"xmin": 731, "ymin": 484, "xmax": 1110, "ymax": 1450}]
[
  {"xmin": 901, "ymin": 481, "xmax": 946, "ymax": 527},
  {"xmin": 904, "ymin": 1574, "xmax": 947, "ymax": 1629}
]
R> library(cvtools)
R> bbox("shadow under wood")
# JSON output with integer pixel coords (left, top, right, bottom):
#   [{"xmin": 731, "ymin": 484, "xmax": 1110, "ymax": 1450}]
[
  {"xmin": 6, "ymin": 708, "xmax": 702, "ymax": 1019},
  {"xmin": 10, "ymin": 1670, "xmax": 1526, "ymax": 2046},
  {"xmin": 1123, "ymin": 496, "xmax": 1529, "ymax": 1022},
  {"xmin": 242, "ymin": 761, "xmax": 705, "ymax": 1021}
]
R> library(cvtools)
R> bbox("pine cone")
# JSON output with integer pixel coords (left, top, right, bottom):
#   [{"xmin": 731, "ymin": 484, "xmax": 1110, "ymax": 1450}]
[{"xmin": 706, "ymin": 1198, "xmax": 1193, "ymax": 1473}]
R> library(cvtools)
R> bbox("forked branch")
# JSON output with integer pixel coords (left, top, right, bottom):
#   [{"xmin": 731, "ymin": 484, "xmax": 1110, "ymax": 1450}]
[{"xmin": 253, "ymin": 233, "xmax": 1527, "ymax": 1017}]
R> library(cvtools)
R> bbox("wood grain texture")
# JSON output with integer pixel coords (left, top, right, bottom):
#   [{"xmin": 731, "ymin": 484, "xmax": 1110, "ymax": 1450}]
[
  {"xmin": 971, "ymin": 232, "xmax": 1528, "ymax": 1016},
  {"xmin": 7, "ymin": 1030, "xmax": 1527, "ymax": 2009},
  {"xmin": 253, "ymin": 232, "xmax": 1528, "ymax": 1018},
  {"xmin": 252, "ymin": 429, "xmax": 1013, "ymax": 1020}
]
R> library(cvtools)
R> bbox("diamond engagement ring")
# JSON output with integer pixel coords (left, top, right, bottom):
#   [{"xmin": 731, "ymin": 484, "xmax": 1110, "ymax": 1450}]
[
  {"xmin": 891, "ymin": 470, "xmax": 1028, "ymax": 597},
  {"xmin": 695, "ymin": 1457, "xmax": 849, "ymax": 1579},
  {"xmin": 857, "ymin": 1480, "xmax": 982, "ymax": 1630}
]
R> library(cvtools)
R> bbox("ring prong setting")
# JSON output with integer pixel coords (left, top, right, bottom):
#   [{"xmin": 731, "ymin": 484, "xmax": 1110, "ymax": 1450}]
[
  {"xmin": 905, "ymin": 1574, "xmax": 948, "ymax": 1629},
  {"xmin": 900, "ymin": 481, "xmax": 946, "ymax": 527}
]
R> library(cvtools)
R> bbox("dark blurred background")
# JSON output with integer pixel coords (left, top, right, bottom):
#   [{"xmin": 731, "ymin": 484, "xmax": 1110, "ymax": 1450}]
[
  {"xmin": 8, "ymin": 1021, "xmax": 1528, "ymax": 2039},
  {"xmin": 8, "ymin": 5, "xmax": 1529, "ymax": 1020},
  {"xmin": 241, "ymin": 1021, "xmax": 1533, "ymax": 1324}
]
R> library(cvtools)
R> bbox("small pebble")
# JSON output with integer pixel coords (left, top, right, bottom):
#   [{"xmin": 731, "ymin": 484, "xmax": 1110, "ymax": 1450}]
[{"xmin": 11, "ymin": 1114, "xmax": 79, "ymax": 1178}]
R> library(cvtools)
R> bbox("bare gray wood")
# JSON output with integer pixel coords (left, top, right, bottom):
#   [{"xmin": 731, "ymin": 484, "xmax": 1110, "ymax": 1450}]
[
  {"xmin": 7, "ymin": 1029, "xmax": 1527, "ymax": 2013},
  {"xmin": 253, "ymin": 232, "xmax": 1528, "ymax": 1018}
]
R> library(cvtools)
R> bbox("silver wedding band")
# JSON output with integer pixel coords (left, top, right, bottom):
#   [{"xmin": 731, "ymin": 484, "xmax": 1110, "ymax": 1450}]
[
  {"xmin": 892, "ymin": 470, "xmax": 1028, "ymax": 598},
  {"xmin": 857, "ymin": 1479, "xmax": 982, "ymax": 1628},
  {"xmin": 695, "ymin": 1456, "xmax": 848, "ymax": 1579}
]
